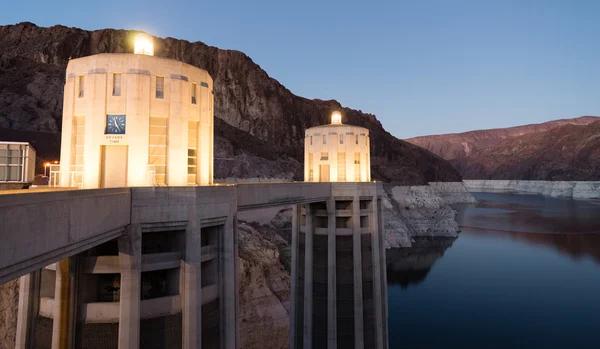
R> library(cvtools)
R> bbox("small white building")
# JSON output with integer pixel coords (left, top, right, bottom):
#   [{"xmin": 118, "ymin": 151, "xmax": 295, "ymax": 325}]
[
  {"xmin": 304, "ymin": 111, "xmax": 371, "ymax": 182},
  {"xmin": 0, "ymin": 141, "xmax": 36, "ymax": 184}
]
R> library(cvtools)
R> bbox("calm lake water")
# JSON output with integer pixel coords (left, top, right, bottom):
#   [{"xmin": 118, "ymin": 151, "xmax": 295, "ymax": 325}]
[{"xmin": 387, "ymin": 192, "xmax": 600, "ymax": 349}]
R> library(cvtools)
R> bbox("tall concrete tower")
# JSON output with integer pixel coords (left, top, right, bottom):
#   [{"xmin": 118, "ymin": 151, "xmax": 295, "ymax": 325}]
[
  {"xmin": 18, "ymin": 34, "xmax": 236, "ymax": 349},
  {"xmin": 58, "ymin": 34, "xmax": 214, "ymax": 189},
  {"xmin": 290, "ymin": 112, "xmax": 388, "ymax": 349}
]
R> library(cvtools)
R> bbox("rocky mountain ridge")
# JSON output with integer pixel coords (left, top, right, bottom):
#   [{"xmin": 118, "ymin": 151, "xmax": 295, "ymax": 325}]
[
  {"xmin": 406, "ymin": 116, "xmax": 600, "ymax": 180},
  {"xmin": 406, "ymin": 116, "xmax": 599, "ymax": 160},
  {"xmin": 0, "ymin": 22, "xmax": 461, "ymax": 184},
  {"xmin": 452, "ymin": 121, "xmax": 600, "ymax": 180}
]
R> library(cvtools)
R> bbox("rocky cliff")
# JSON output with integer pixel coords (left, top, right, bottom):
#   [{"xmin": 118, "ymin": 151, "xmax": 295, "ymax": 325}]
[
  {"xmin": 406, "ymin": 116, "xmax": 600, "ymax": 180},
  {"xmin": 0, "ymin": 22, "xmax": 461, "ymax": 184},
  {"xmin": 406, "ymin": 116, "xmax": 599, "ymax": 160},
  {"xmin": 453, "ymin": 121, "xmax": 600, "ymax": 180}
]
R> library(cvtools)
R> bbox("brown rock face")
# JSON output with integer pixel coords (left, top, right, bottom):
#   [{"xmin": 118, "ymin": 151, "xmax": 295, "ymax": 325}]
[
  {"xmin": 406, "ymin": 116, "xmax": 600, "ymax": 160},
  {"xmin": 406, "ymin": 116, "xmax": 600, "ymax": 180},
  {"xmin": 450, "ymin": 121, "xmax": 600, "ymax": 180},
  {"xmin": 0, "ymin": 22, "xmax": 461, "ymax": 184}
]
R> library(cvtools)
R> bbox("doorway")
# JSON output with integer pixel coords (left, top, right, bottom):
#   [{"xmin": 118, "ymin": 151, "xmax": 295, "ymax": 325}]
[
  {"xmin": 100, "ymin": 145, "xmax": 128, "ymax": 188},
  {"xmin": 319, "ymin": 164, "xmax": 330, "ymax": 182}
]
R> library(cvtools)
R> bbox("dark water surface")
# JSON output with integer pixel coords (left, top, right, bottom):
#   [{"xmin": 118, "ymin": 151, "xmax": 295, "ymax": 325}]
[{"xmin": 387, "ymin": 193, "xmax": 600, "ymax": 349}]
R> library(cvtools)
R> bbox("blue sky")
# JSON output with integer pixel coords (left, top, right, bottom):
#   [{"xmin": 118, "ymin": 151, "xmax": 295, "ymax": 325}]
[{"xmin": 1, "ymin": 0, "xmax": 599, "ymax": 138}]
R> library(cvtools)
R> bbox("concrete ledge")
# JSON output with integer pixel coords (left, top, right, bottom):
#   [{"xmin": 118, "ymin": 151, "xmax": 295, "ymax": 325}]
[
  {"xmin": 142, "ymin": 252, "xmax": 182, "ymax": 272},
  {"xmin": 81, "ymin": 252, "xmax": 182, "ymax": 273},
  {"xmin": 40, "ymin": 297, "xmax": 55, "ymax": 318},
  {"xmin": 202, "ymin": 284, "xmax": 218, "ymax": 305},
  {"xmin": 78, "ymin": 295, "xmax": 182, "ymax": 322},
  {"xmin": 79, "ymin": 301, "xmax": 120, "ymax": 323},
  {"xmin": 200, "ymin": 246, "xmax": 217, "ymax": 262},
  {"xmin": 140, "ymin": 295, "xmax": 182, "ymax": 319}
]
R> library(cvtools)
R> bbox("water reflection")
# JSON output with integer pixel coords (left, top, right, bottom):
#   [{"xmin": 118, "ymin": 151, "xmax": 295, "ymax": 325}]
[
  {"xmin": 455, "ymin": 193, "xmax": 600, "ymax": 264},
  {"xmin": 386, "ymin": 236, "xmax": 456, "ymax": 288}
]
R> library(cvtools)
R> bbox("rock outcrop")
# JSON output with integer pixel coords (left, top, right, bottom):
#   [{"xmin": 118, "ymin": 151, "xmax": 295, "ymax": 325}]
[
  {"xmin": 0, "ymin": 280, "xmax": 19, "ymax": 349},
  {"xmin": 0, "ymin": 22, "xmax": 461, "ymax": 184},
  {"xmin": 383, "ymin": 182, "xmax": 474, "ymax": 249},
  {"xmin": 238, "ymin": 222, "xmax": 291, "ymax": 349}
]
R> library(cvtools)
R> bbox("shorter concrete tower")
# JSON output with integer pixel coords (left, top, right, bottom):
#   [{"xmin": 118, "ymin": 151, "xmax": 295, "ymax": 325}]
[
  {"xmin": 304, "ymin": 111, "xmax": 371, "ymax": 182},
  {"xmin": 291, "ymin": 112, "xmax": 388, "ymax": 349}
]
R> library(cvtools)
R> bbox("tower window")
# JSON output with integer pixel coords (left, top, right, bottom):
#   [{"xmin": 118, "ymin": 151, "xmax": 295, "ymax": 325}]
[
  {"xmin": 112, "ymin": 73, "xmax": 121, "ymax": 96},
  {"xmin": 323, "ymin": 134, "xmax": 327, "ymax": 144},
  {"xmin": 191, "ymin": 83, "xmax": 197, "ymax": 104},
  {"xmin": 78, "ymin": 76, "xmax": 85, "ymax": 98},
  {"xmin": 321, "ymin": 152, "xmax": 329, "ymax": 161},
  {"xmin": 156, "ymin": 77, "xmax": 164, "ymax": 99},
  {"xmin": 310, "ymin": 136, "xmax": 313, "ymax": 145},
  {"xmin": 340, "ymin": 134, "xmax": 344, "ymax": 144},
  {"xmin": 355, "ymin": 135, "xmax": 359, "ymax": 145}
]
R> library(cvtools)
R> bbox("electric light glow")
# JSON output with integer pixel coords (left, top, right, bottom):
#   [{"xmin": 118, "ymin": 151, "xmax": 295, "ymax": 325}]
[
  {"xmin": 134, "ymin": 34, "xmax": 154, "ymax": 56},
  {"xmin": 331, "ymin": 111, "xmax": 342, "ymax": 124}
]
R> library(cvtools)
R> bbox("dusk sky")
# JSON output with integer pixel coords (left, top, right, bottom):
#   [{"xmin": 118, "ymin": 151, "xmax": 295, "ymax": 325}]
[{"xmin": 1, "ymin": 0, "xmax": 598, "ymax": 139}]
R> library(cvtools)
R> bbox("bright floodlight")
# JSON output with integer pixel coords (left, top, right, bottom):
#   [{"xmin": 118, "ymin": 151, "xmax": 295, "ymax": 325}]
[
  {"xmin": 331, "ymin": 111, "xmax": 342, "ymax": 124},
  {"xmin": 134, "ymin": 34, "xmax": 154, "ymax": 56}
]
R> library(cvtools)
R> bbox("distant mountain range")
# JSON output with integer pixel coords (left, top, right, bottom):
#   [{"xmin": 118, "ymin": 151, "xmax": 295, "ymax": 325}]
[
  {"xmin": 0, "ymin": 22, "xmax": 461, "ymax": 184},
  {"xmin": 406, "ymin": 116, "xmax": 600, "ymax": 180}
]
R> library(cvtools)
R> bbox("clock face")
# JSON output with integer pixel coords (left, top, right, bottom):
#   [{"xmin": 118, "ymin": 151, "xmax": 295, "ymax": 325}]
[{"xmin": 105, "ymin": 115, "xmax": 126, "ymax": 134}]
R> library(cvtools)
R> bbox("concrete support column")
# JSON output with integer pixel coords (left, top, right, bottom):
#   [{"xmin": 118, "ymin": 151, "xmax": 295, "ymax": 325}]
[
  {"xmin": 327, "ymin": 198, "xmax": 337, "ymax": 348},
  {"xmin": 290, "ymin": 204, "xmax": 299, "ymax": 349},
  {"xmin": 222, "ymin": 206, "xmax": 238, "ymax": 349},
  {"xmin": 182, "ymin": 204, "xmax": 201, "ymax": 349},
  {"xmin": 51, "ymin": 258, "xmax": 76, "ymax": 349},
  {"xmin": 15, "ymin": 270, "xmax": 41, "ymax": 349},
  {"xmin": 370, "ymin": 197, "xmax": 384, "ymax": 349},
  {"xmin": 118, "ymin": 224, "xmax": 142, "ymax": 349},
  {"xmin": 378, "ymin": 199, "xmax": 389, "ymax": 349},
  {"xmin": 352, "ymin": 195, "xmax": 364, "ymax": 348},
  {"xmin": 303, "ymin": 204, "xmax": 313, "ymax": 349}
]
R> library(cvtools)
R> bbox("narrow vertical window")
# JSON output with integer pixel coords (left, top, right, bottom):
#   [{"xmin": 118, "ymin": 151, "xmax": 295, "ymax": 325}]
[
  {"xmin": 78, "ymin": 76, "xmax": 85, "ymax": 98},
  {"xmin": 112, "ymin": 73, "xmax": 121, "ymax": 96},
  {"xmin": 156, "ymin": 77, "xmax": 164, "ymax": 99},
  {"xmin": 191, "ymin": 83, "xmax": 197, "ymax": 104},
  {"xmin": 310, "ymin": 136, "xmax": 313, "ymax": 145},
  {"xmin": 188, "ymin": 121, "xmax": 198, "ymax": 185},
  {"xmin": 337, "ymin": 152, "xmax": 346, "ymax": 181},
  {"xmin": 323, "ymin": 134, "xmax": 327, "ymax": 144},
  {"xmin": 355, "ymin": 135, "xmax": 359, "ymax": 144},
  {"xmin": 308, "ymin": 153, "xmax": 314, "ymax": 181},
  {"xmin": 340, "ymin": 134, "xmax": 344, "ymax": 144},
  {"xmin": 354, "ymin": 152, "xmax": 361, "ymax": 181},
  {"xmin": 149, "ymin": 116, "xmax": 168, "ymax": 185}
]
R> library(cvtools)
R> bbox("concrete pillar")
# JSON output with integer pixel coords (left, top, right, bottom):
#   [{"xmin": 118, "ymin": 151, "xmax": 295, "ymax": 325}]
[
  {"xmin": 290, "ymin": 204, "xmax": 299, "ymax": 349},
  {"xmin": 303, "ymin": 204, "xmax": 313, "ymax": 349},
  {"xmin": 15, "ymin": 270, "xmax": 41, "ymax": 349},
  {"xmin": 51, "ymin": 258, "xmax": 76, "ymax": 349},
  {"xmin": 370, "ymin": 197, "xmax": 384, "ymax": 349},
  {"xmin": 352, "ymin": 195, "xmax": 365, "ymax": 348},
  {"xmin": 182, "ymin": 204, "xmax": 201, "ymax": 349},
  {"xmin": 378, "ymin": 199, "xmax": 389, "ymax": 349},
  {"xmin": 118, "ymin": 224, "xmax": 142, "ymax": 349},
  {"xmin": 327, "ymin": 198, "xmax": 336, "ymax": 348},
  {"xmin": 222, "ymin": 206, "xmax": 238, "ymax": 349}
]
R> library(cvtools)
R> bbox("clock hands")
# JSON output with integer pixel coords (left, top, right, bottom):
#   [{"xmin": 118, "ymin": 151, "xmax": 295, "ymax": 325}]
[{"xmin": 114, "ymin": 119, "xmax": 120, "ymax": 131}]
